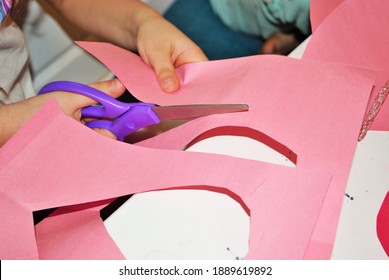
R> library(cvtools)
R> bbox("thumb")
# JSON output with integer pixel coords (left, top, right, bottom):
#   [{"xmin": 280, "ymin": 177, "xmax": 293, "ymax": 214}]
[
  {"xmin": 145, "ymin": 51, "xmax": 180, "ymax": 93},
  {"xmin": 150, "ymin": 48, "xmax": 207, "ymax": 93},
  {"xmin": 157, "ymin": 66, "xmax": 180, "ymax": 93}
]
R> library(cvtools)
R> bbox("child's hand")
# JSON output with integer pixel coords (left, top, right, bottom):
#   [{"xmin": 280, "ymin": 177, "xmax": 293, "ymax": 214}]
[
  {"xmin": 135, "ymin": 15, "xmax": 208, "ymax": 93},
  {"xmin": 0, "ymin": 79, "xmax": 125, "ymax": 146},
  {"xmin": 47, "ymin": 0, "xmax": 207, "ymax": 94},
  {"xmin": 260, "ymin": 32, "xmax": 301, "ymax": 55},
  {"xmin": 51, "ymin": 79, "xmax": 126, "ymax": 139}
]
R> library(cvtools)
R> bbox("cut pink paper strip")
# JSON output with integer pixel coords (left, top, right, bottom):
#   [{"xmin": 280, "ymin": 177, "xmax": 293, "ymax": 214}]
[
  {"xmin": 303, "ymin": 0, "xmax": 389, "ymax": 134},
  {"xmin": 0, "ymin": 99, "xmax": 331, "ymax": 259},
  {"xmin": 76, "ymin": 41, "xmax": 376, "ymax": 259},
  {"xmin": 377, "ymin": 192, "xmax": 389, "ymax": 257}
]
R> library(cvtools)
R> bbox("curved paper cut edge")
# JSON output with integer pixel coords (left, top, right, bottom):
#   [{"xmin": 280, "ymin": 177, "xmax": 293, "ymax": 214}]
[
  {"xmin": 3, "ymin": 43, "xmax": 375, "ymax": 259},
  {"xmin": 183, "ymin": 126, "xmax": 297, "ymax": 165},
  {"xmin": 104, "ymin": 187, "xmax": 251, "ymax": 260},
  {"xmin": 75, "ymin": 41, "xmax": 376, "ymax": 259},
  {"xmin": 377, "ymin": 192, "xmax": 389, "ymax": 257},
  {"xmin": 0, "ymin": 100, "xmax": 332, "ymax": 260},
  {"xmin": 149, "ymin": 185, "xmax": 251, "ymax": 217},
  {"xmin": 36, "ymin": 185, "xmax": 251, "ymax": 260}
]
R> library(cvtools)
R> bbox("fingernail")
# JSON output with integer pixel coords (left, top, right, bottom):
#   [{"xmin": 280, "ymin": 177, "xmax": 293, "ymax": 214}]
[{"xmin": 161, "ymin": 78, "xmax": 178, "ymax": 93}]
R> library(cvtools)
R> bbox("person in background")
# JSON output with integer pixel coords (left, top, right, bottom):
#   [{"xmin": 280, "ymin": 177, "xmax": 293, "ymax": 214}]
[
  {"xmin": 0, "ymin": 0, "xmax": 207, "ymax": 147},
  {"xmin": 164, "ymin": 0, "xmax": 311, "ymax": 59},
  {"xmin": 210, "ymin": 0, "xmax": 311, "ymax": 55}
]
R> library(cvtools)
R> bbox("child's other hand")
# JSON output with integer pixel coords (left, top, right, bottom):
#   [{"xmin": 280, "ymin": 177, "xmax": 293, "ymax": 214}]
[
  {"xmin": 260, "ymin": 32, "xmax": 300, "ymax": 55},
  {"xmin": 136, "ymin": 15, "xmax": 208, "ymax": 93}
]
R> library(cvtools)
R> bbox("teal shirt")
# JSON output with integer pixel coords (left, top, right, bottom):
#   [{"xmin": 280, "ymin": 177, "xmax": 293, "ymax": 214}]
[{"xmin": 209, "ymin": 0, "xmax": 311, "ymax": 38}]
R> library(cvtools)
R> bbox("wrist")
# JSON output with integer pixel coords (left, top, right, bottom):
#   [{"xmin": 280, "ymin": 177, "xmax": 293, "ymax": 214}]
[{"xmin": 128, "ymin": 4, "xmax": 162, "ymax": 49}]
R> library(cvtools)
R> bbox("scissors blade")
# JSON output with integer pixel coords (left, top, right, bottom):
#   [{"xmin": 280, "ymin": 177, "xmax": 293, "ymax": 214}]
[{"xmin": 151, "ymin": 104, "xmax": 248, "ymax": 121}]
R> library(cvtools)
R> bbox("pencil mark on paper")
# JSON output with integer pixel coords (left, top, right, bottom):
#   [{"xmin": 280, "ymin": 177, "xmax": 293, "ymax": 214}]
[
  {"xmin": 226, "ymin": 246, "xmax": 243, "ymax": 260},
  {"xmin": 345, "ymin": 193, "xmax": 354, "ymax": 201}
]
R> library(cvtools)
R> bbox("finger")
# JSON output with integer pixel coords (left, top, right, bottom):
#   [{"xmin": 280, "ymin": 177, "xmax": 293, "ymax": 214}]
[
  {"xmin": 173, "ymin": 47, "xmax": 208, "ymax": 68},
  {"xmin": 150, "ymin": 47, "xmax": 207, "ymax": 93},
  {"xmin": 89, "ymin": 78, "xmax": 126, "ymax": 98},
  {"xmin": 147, "ymin": 51, "xmax": 180, "ymax": 93},
  {"xmin": 92, "ymin": 128, "xmax": 118, "ymax": 140},
  {"xmin": 157, "ymin": 66, "xmax": 180, "ymax": 93},
  {"xmin": 68, "ymin": 79, "xmax": 126, "ymax": 124},
  {"xmin": 88, "ymin": 78, "xmax": 126, "ymax": 103},
  {"xmin": 72, "ymin": 79, "xmax": 126, "ymax": 108}
]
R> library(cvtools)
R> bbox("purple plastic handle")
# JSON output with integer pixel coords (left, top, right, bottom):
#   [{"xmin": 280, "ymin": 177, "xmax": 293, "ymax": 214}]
[
  {"xmin": 38, "ymin": 81, "xmax": 130, "ymax": 118},
  {"xmin": 37, "ymin": 81, "xmax": 160, "ymax": 141},
  {"xmin": 86, "ymin": 104, "xmax": 160, "ymax": 141}
]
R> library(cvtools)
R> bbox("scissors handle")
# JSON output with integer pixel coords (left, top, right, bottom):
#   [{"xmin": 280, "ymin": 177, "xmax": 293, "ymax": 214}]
[
  {"xmin": 38, "ymin": 81, "xmax": 130, "ymax": 118},
  {"xmin": 87, "ymin": 103, "xmax": 160, "ymax": 141},
  {"xmin": 38, "ymin": 81, "xmax": 160, "ymax": 141}
]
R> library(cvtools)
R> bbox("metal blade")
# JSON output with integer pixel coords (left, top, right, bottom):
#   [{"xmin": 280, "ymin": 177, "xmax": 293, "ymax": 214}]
[{"xmin": 151, "ymin": 104, "xmax": 248, "ymax": 121}]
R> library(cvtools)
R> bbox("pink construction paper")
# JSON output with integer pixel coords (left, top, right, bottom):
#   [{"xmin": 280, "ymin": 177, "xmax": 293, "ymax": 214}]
[
  {"xmin": 303, "ymin": 0, "xmax": 389, "ymax": 133},
  {"xmin": 35, "ymin": 200, "xmax": 124, "ymax": 260},
  {"xmin": 377, "ymin": 192, "xmax": 389, "ymax": 257},
  {"xmin": 310, "ymin": 0, "xmax": 344, "ymax": 31},
  {"xmin": 0, "ymin": 99, "xmax": 332, "ymax": 259},
  {"xmin": 77, "ymin": 41, "xmax": 377, "ymax": 259}
]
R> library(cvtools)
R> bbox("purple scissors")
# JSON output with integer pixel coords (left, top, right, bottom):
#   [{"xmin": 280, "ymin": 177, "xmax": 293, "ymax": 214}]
[{"xmin": 38, "ymin": 81, "xmax": 248, "ymax": 141}]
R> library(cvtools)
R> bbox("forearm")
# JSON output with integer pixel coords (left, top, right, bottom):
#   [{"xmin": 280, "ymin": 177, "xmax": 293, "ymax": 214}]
[
  {"xmin": 0, "ymin": 96, "xmax": 51, "ymax": 147},
  {"xmin": 46, "ymin": 0, "xmax": 162, "ymax": 50},
  {"xmin": 45, "ymin": 0, "xmax": 207, "ymax": 93}
]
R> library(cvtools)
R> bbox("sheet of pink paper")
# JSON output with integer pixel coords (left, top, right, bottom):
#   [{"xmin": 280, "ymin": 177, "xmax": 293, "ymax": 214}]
[
  {"xmin": 310, "ymin": 0, "xmax": 344, "ymax": 31},
  {"xmin": 35, "ymin": 200, "xmax": 125, "ymax": 260},
  {"xmin": 377, "ymin": 192, "xmax": 389, "ymax": 257},
  {"xmin": 0, "ymin": 101, "xmax": 67, "ymax": 260},
  {"xmin": 303, "ymin": 0, "xmax": 389, "ymax": 133},
  {"xmin": 36, "ymin": 200, "xmax": 139, "ymax": 260},
  {"xmin": 77, "ymin": 41, "xmax": 377, "ymax": 259},
  {"xmin": 0, "ymin": 99, "xmax": 332, "ymax": 259}
]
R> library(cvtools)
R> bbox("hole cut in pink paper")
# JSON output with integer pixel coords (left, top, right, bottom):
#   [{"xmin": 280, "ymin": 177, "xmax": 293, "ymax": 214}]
[
  {"xmin": 183, "ymin": 126, "xmax": 297, "ymax": 166},
  {"xmin": 34, "ymin": 184, "xmax": 251, "ymax": 260},
  {"xmin": 154, "ymin": 185, "xmax": 251, "ymax": 216},
  {"xmin": 104, "ymin": 187, "xmax": 250, "ymax": 260}
]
